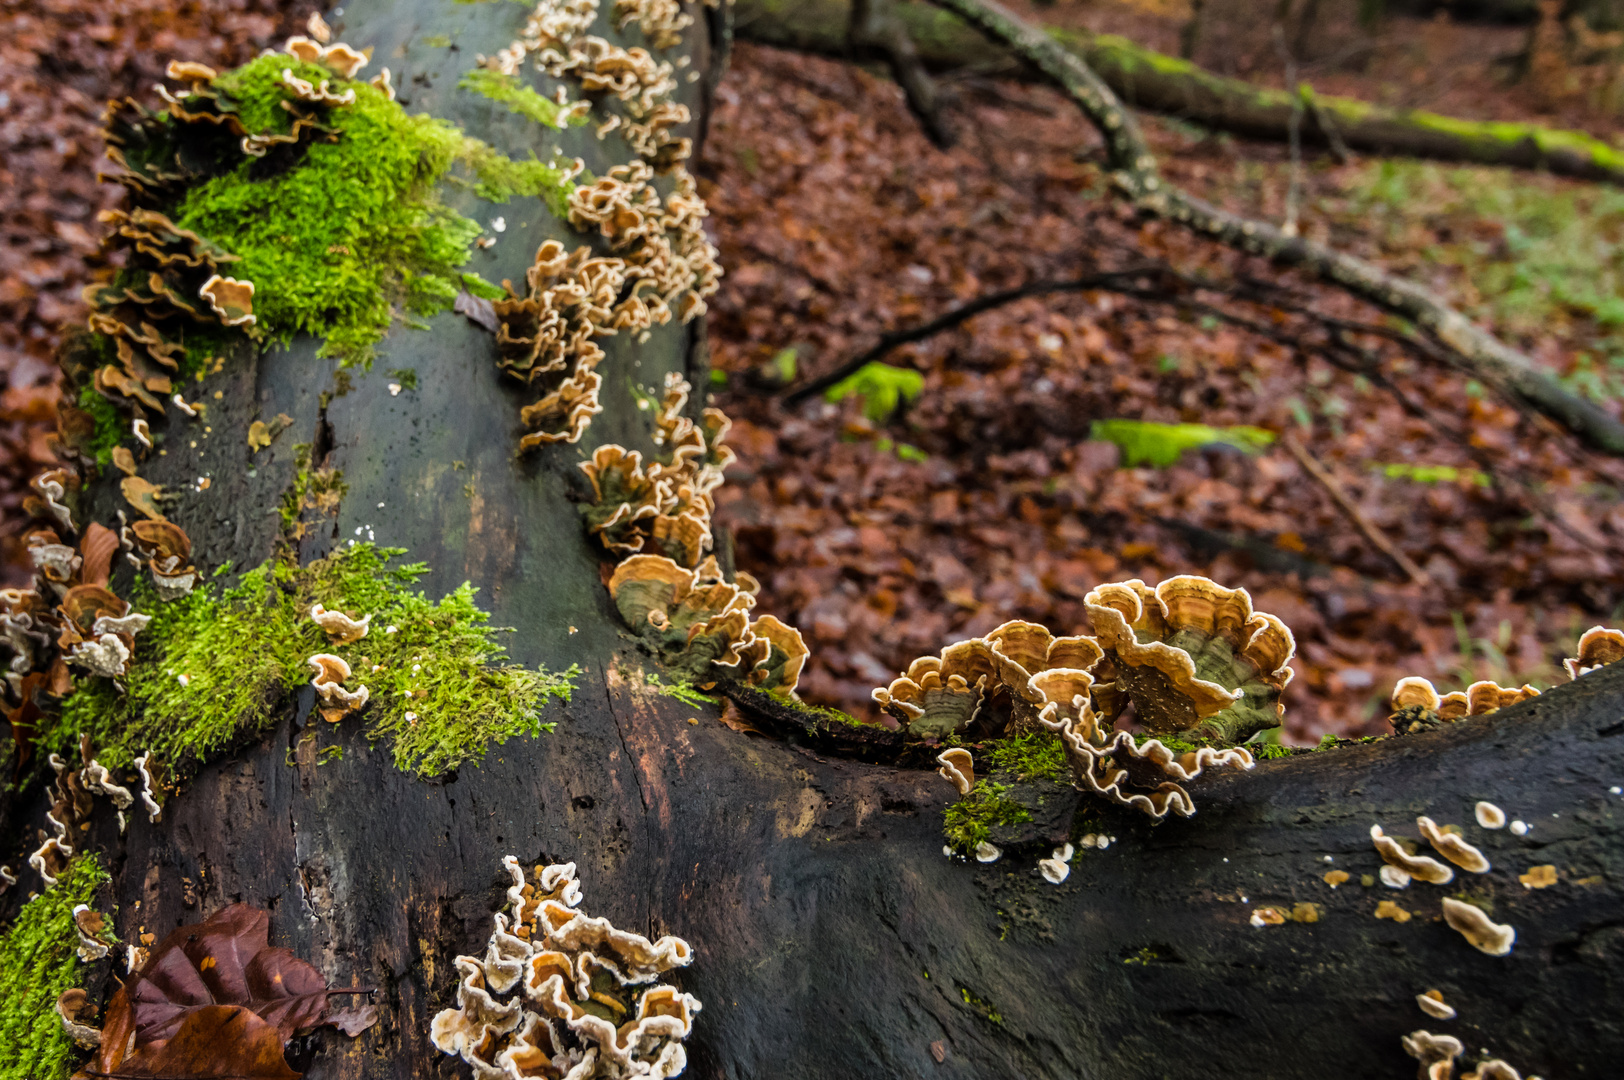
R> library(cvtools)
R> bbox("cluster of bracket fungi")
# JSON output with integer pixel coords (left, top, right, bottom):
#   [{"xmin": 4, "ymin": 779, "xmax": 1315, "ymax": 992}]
[
  {"xmin": 483, "ymin": 0, "xmax": 722, "ymax": 450},
  {"xmin": 63, "ymin": 29, "xmax": 392, "ymax": 445},
  {"xmin": 0, "ymin": 466, "xmax": 195, "ymax": 894},
  {"xmin": 432, "ymin": 858, "xmax": 700, "ymax": 1080},
  {"xmin": 876, "ymin": 575, "xmax": 1291, "ymax": 828}
]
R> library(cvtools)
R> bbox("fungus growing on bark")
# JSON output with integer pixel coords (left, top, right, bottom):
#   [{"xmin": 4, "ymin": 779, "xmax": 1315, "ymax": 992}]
[
  {"xmin": 1416, "ymin": 990, "xmax": 1456, "ymax": 1020},
  {"xmin": 1518, "ymin": 865, "xmax": 1557, "ymax": 889},
  {"xmin": 26, "ymin": 469, "xmax": 76, "ymax": 534},
  {"xmin": 1403, "ymin": 1030, "xmax": 1464, "ymax": 1079},
  {"xmin": 1084, "ymin": 576, "xmax": 1294, "ymax": 746},
  {"xmin": 1053, "ymin": 728, "xmax": 1253, "ymax": 820},
  {"xmin": 432, "ymin": 858, "xmax": 701, "ymax": 1080},
  {"xmin": 936, "ymin": 748, "xmax": 975, "ymax": 795},
  {"xmin": 1375, "ymin": 900, "xmax": 1412, "ymax": 922},
  {"xmin": 1418, "ymin": 816, "xmax": 1491, "ymax": 873},
  {"xmin": 1564, "ymin": 625, "xmax": 1624, "ymax": 678},
  {"xmin": 1371, "ymin": 824, "xmax": 1455, "ymax": 885},
  {"xmin": 606, "ymin": 554, "xmax": 803, "ymax": 694},
  {"xmin": 58, "ymin": 988, "xmax": 103, "ymax": 1049},
  {"xmin": 76, "ymin": 902, "xmax": 368, "ymax": 1080},
  {"xmin": 72, "ymin": 904, "xmax": 111, "ymax": 961},
  {"xmin": 1441, "ymin": 897, "xmax": 1515, "ymax": 956},
  {"xmin": 1475, "ymin": 801, "xmax": 1506, "ymax": 829},
  {"xmin": 1038, "ymin": 843, "xmax": 1074, "ymax": 884},
  {"xmin": 310, "ymin": 602, "xmax": 372, "ymax": 644},
  {"xmin": 130, "ymin": 520, "xmax": 197, "ymax": 599},
  {"xmin": 30, "ymin": 837, "xmax": 72, "ymax": 888},
  {"xmin": 133, "ymin": 751, "xmax": 163, "ymax": 822},
  {"xmin": 1249, "ymin": 907, "xmax": 1286, "ymax": 927},
  {"xmin": 308, "ymin": 653, "xmax": 370, "ymax": 722},
  {"xmin": 973, "ymin": 841, "xmax": 1002, "ymax": 863},
  {"xmin": 121, "ymin": 476, "xmax": 168, "ymax": 522}
]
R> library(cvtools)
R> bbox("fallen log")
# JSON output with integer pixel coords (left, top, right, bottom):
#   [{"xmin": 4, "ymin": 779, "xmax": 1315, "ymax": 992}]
[{"xmin": 736, "ymin": 0, "xmax": 1624, "ymax": 186}]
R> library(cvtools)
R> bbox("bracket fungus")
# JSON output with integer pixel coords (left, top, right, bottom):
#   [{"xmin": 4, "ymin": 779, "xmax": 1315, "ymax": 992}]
[
  {"xmin": 73, "ymin": 904, "xmax": 112, "ymax": 962},
  {"xmin": 1084, "ymin": 576, "xmax": 1294, "ymax": 747},
  {"xmin": 1441, "ymin": 897, "xmax": 1515, "ymax": 956},
  {"xmin": 606, "ymin": 555, "xmax": 807, "ymax": 695},
  {"xmin": 1564, "ymin": 625, "xmax": 1624, "ymax": 679},
  {"xmin": 936, "ymin": 748, "xmax": 975, "ymax": 795},
  {"xmin": 1416, "ymin": 990, "xmax": 1457, "ymax": 1020},
  {"xmin": 1371, "ymin": 824, "xmax": 1455, "ymax": 885},
  {"xmin": 58, "ymin": 988, "xmax": 104, "ymax": 1049},
  {"xmin": 1418, "ymin": 816, "xmax": 1491, "ymax": 874},
  {"xmin": 308, "ymin": 653, "xmax": 370, "ymax": 723},
  {"xmin": 1403, "ymin": 1030, "xmax": 1464, "ymax": 1080},
  {"xmin": 130, "ymin": 520, "xmax": 197, "ymax": 599},
  {"xmin": 1475, "ymin": 801, "xmax": 1506, "ymax": 829},
  {"xmin": 432, "ymin": 857, "xmax": 701, "ymax": 1080},
  {"xmin": 1038, "ymin": 843, "xmax": 1074, "ymax": 884},
  {"xmin": 310, "ymin": 602, "xmax": 372, "ymax": 644}
]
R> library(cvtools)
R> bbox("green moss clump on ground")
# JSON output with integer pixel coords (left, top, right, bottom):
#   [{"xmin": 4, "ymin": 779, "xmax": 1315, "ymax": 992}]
[
  {"xmin": 0, "ymin": 856, "xmax": 109, "ymax": 1080},
  {"xmin": 40, "ymin": 545, "xmax": 576, "ymax": 777},
  {"xmin": 983, "ymin": 731, "xmax": 1069, "ymax": 783},
  {"xmin": 174, "ymin": 55, "xmax": 576, "ymax": 367},
  {"xmin": 942, "ymin": 781, "xmax": 1031, "ymax": 854},
  {"xmin": 459, "ymin": 69, "xmax": 585, "ymax": 130}
]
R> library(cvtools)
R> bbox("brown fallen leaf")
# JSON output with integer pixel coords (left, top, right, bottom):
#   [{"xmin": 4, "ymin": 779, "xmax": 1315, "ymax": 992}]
[
  {"xmin": 454, "ymin": 289, "xmax": 500, "ymax": 333},
  {"xmin": 79, "ymin": 903, "xmax": 367, "ymax": 1080},
  {"xmin": 79, "ymin": 523, "xmax": 118, "ymax": 587},
  {"xmin": 324, "ymin": 1005, "xmax": 379, "ymax": 1037},
  {"xmin": 120, "ymin": 477, "xmax": 167, "ymax": 522}
]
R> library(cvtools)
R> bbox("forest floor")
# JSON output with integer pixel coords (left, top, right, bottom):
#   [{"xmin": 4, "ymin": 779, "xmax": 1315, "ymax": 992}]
[{"xmin": 8, "ymin": 0, "xmax": 1624, "ymax": 740}]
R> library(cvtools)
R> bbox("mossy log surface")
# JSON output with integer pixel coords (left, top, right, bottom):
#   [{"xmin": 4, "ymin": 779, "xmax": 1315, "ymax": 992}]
[
  {"xmin": 40, "ymin": 617, "xmax": 1624, "ymax": 1078},
  {"xmin": 735, "ymin": 0, "xmax": 1624, "ymax": 186},
  {"xmin": 2, "ymin": 1, "xmax": 1623, "ymax": 1077}
]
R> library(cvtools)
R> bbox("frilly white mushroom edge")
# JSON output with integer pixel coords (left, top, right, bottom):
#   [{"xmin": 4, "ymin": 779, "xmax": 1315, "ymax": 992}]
[{"xmin": 431, "ymin": 856, "xmax": 701, "ymax": 1080}]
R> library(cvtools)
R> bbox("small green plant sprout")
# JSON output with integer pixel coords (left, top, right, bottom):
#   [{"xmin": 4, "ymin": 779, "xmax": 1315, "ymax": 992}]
[
  {"xmin": 1089, "ymin": 419, "xmax": 1276, "ymax": 468},
  {"xmin": 1375, "ymin": 462, "xmax": 1491, "ymax": 487},
  {"xmin": 824, "ymin": 361, "xmax": 925, "ymax": 423}
]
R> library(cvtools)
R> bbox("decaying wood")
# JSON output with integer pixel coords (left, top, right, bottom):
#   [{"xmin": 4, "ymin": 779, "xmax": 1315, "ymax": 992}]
[
  {"xmin": 736, "ymin": 0, "xmax": 1624, "ymax": 185},
  {"xmin": 3, "ymin": 1, "xmax": 1623, "ymax": 1078}
]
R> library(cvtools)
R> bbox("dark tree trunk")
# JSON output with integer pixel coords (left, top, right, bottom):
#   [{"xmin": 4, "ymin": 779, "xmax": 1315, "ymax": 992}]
[{"xmin": 4, "ymin": 1, "xmax": 1623, "ymax": 1078}]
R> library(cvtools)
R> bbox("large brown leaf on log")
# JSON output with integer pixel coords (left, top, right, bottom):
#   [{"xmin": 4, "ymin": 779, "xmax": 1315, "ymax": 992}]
[
  {"xmin": 80, "ymin": 904, "xmax": 328, "ymax": 1080},
  {"xmin": 87, "ymin": 1005, "xmax": 299, "ymax": 1080}
]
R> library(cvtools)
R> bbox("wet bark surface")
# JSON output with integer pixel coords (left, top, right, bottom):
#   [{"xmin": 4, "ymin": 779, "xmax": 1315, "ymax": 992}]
[{"xmin": 95, "ymin": 644, "xmax": 1624, "ymax": 1079}]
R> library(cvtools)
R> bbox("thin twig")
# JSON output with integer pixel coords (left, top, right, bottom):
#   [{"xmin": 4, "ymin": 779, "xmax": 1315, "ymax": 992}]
[
  {"xmin": 1282, "ymin": 432, "xmax": 1431, "ymax": 585},
  {"xmin": 781, "ymin": 267, "xmax": 1155, "ymax": 404}
]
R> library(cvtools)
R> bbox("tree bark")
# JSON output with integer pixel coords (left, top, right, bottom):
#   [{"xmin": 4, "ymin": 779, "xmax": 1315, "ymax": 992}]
[
  {"xmin": 735, "ymin": 0, "xmax": 1624, "ymax": 186},
  {"xmin": 4, "ymin": 1, "xmax": 1624, "ymax": 1078}
]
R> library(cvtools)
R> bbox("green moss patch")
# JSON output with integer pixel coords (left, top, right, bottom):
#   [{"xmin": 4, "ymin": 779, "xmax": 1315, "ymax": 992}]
[
  {"xmin": 459, "ymin": 69, "xmax": 585, "ymax": 130},
  {"xmin": 40, "ymin": 545, "xmax": 576, "ymax": 777},
  {"xmin": 942, "ymin": 780, "xmax": 1031, "ymax": 854},
  {"xmin": 982, "ymin": 731, "xmax": 1069, "ymax": 783},
  {"xmin": 169, "ymin": 54, "xmax": 576, "ymax": 366},
  {"xmin": 0, "ymin": 856, "xmax": 109, "ymax": 1080}
]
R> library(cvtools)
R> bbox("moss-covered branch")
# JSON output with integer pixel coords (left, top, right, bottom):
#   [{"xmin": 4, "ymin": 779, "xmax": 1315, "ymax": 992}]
[
  {"xmin": 736, "ymin": 0, "xmax": 1624, "ymax": 186},
  {"xmin": 908, "ymin": 0, "xmax": 1624, "ymax": 458}
]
